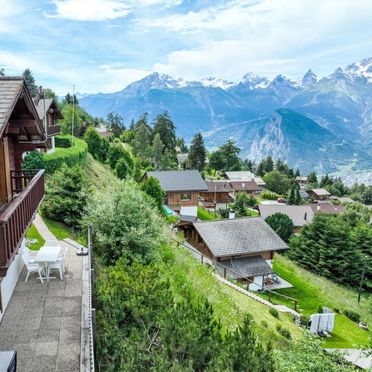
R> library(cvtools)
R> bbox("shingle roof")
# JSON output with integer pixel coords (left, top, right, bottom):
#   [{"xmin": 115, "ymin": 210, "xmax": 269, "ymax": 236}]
[
  {"xmin": 310, "ymin": 202, "xmax": 346, "ymax": 215},
  {"xmin": 230, "ymin": 180, "xmax": 260, "ymax": 192},
  {"xmin": 205, "ymin": 180, "xmax": 233, "ymax": 192},
  {"xmin": 193, "ymin": 217, "xmax": 288, "ymax": 258},
  {"xmin": 34, "ymin": 98, "xmax": 53, "ymax": 120},
  {"xmin": 215, "ymin": 255, "xmax": 273, "ymax": 279},
  {"xmin": 225, "ymin": 171, "xmax": 265, "ymax": 186},
  {"xmin": 295, "ymin": 176, "xmax": 308, "ymax": 182},
  {"xmin": 0, "ymin": 78, "xmax": 24, "ymax": 135},
  {"xmin": 147, "ymin": 170, "xmax": 208, "ymax": 192},
  {"xmin": 310, "ymin": 188, "xmax": 331, "ymax": 196},
  {"xmin": 258, "ymin": 204, "xmax": 314, "ymax": 227},
  {"xmin": 299, "ymin": 189, "xmax": 309, "ymax": 198}
]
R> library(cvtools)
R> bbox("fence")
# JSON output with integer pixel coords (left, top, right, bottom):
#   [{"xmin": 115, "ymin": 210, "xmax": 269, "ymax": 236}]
[
  {"xmin": 173, "ymin": 238, "xmax": 299, "ymax": 311},
  {"xmin": 87, "ymin": 225, "xmax": 95, "ymax": 372}
]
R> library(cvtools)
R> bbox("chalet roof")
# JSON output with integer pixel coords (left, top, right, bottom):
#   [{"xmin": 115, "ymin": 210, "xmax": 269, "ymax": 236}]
[
  {"xmin": 337, "ymin": 197, "xmax": 354, "ymax": 203},
  {"xmin": 258, "ymin": 204, "xmax": 314, "ymax": 227},
  {"xmin": 0, "ymin": 77, "xmax": 24, "ymax": 135},
  {"xmin": 34, "ymin": 98, "xmax": 63, "ymax": 120},
  {"xmin": 225, "ymin": 171, "xmax": 265, "ymax": 186},
  {"xmin": 146, "ymin": 170, "xmax": 208, "ymax": 192},
  {"xmin": 215, "ymin": 255, "xmax": 273, "ymax": 279},
  {"xmin": 230, "ymin": 180, "xmax": 260, "ymax": 192},
  {"xmin": 310, "ymin": 202, "xmax": 346, "ymax": 215},
  {"xmin": 193, "ymin": 217, "xmax": 288, "ymax": 258},
  {"xmin": 310, "ymin": 188, "xmax": 331, "ymax": 196},
  {"xmin": 295, "ymin": 176, "xmax": 308, "ymax": 182},
  {"xmin": 205, "ymin": 180, "xmax": 233, "ymax": 193},
  {"xmin": 299, "ymin": 189, "xmax": 309, "ymax": 198}
]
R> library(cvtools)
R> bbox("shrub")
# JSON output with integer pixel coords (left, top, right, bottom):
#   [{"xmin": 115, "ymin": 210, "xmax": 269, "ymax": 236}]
[
  {"xmin": 265, "ymin": 212, "xmax": 294, "ymax": 242},
  {"xmin": 83, "ymin": 180, "xmax": 165, "ymax": 265},
  {"xmin": 116, "ymin": 158, "xmax": 131, "ymax": 180},
  {"xmin": 261, "ymin": 320, "xmax": 268, "ymax": 328},
  {"xmin": 43, "ymin": 136, "xmax": 87, "ymax": 173},
  {"xmin": 318, "ymin": 304, "xmax": 324, "ymax": 313},
  {"xmin": 343, "ymin": 308, "xmax": 361, "ymax": 323},
  {"xmin": 22, "ymin": 150, "xmax": 44, "ymax": 170},
  {"xmin": 269, "ymin": 308, "xmax": 280, "ymax": 319},
  {"xmin": 84, "ymin": 126, "xmax": 110, "ymax": 162},
  {"xmin": 261, "ymin": 191, "xmax": 280, "ymax": 200},
  {"xmin": 55, "ymin": 136, "xmax": 71, "ymax": 148},
  {"xmin": 41, "ymin": 165, "xmax": 90, "ymax": 227},
  {"xmin": 218, "ymin": 208, "xmax": 229, "ymax": 219},
  {"xmin": 141, "ymin": 176, "xmax": 165, "ymax": 212},
  {"xmin": 298, "ymin": 314, "xmax": 310, "ymax": 327},
  {"xmin": 276, "ymin": 324, "xmax": 292, "ymax": 339}
]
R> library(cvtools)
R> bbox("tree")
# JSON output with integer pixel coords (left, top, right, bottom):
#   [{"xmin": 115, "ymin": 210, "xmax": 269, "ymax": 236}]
[
  {"xmin": 106, "ymin": 112, "xmax": 125, "ymax": 138},
  {"xmin": 188, "ymin": 133, "xmax": 206, "ymax": 171},
  {"xmin": 152, "ymin": 112, "xmax": 176, "ymax": 156},
  {"xmin": 288, "ymin": 183, "xmax": 301, "ymax": 205},
  {"xmin": 265, "ymin": 213, "xmax": 294, "ymax": 242},
  {"xmin": 263, "ymin": 171, "xmax": 291, "ymax": 195},
  {"xmin": 141, "ymin": 176, "xmax": 165, "ymax": 212},
  {"xmin": 361, "ymin": 186, "xmax": 372, "ymax": 204},
  {"xmin": 60, "ymin": 104, "xmax": 83, "ymax": 136},
  {"xmin": 63, "ymin": 93, "xmax": 79, "ymax": 106},
  {"xmin": 220, "ymin": 139, "xmax": 241, "ymax": 170},
  {"xmin": 132, "ymin": 122, "xmax": 152, "ymax": 162},
  {"xmin": 116, "ymin": 158, "xmax": 131, "ymax": 180},
  {"xmin": 209, "ymin": 151, "xmax": 225, "ymax": 171},
  {"xmin": 307, "ymin": 171, "xmax": 318, "ymax": 185},
  {"xmin": 43, "ymin": 88, "xmax": 58, "ymax": 101},
  {"xmin": 84, "ymin": 126, "xmax": 110, "ymax": 162},
  {"xmin": 233, "ymin": 192, "xmax": 249, "ymax": 216},
  {"xmin": 152, "ymin": 133, "xmax": 165, "ymax": 168},
  {"xmin": 41, "ymin": 165, "xmax": 89, "ymax": 227},
  {"xmin": 22, "ymin": 151, "xmax": 44, "ymax": 170},
  {"xmin": 83, "ymin": 181, "xmax": 164, "ymax": 264},
  {"xmin": 23, "ymin": 68, "xmax": 37, "ymax": 96},
  {"xmin": 107, "ymin": 143, "xmax": 132, "ymax": 170}
]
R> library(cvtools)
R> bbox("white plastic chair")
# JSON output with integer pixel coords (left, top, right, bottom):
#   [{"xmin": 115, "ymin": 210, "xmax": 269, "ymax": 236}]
[
  {"xmin": 22, "ymin": 254, "xmax": 44, "ymax": 283},
  {"xmin": 47, "ymin": 259, "xmax": 64, "ymax": 280}
]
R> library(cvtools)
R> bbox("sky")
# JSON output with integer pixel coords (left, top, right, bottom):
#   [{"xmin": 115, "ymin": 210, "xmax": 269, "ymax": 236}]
[{"xmin": 0, "ymin": 0, "xmax": 371, "ymax": 95}]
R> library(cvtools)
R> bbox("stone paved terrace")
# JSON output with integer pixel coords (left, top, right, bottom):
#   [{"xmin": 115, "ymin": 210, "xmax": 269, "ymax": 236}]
[{"xmin": 0, "ymin": 240, "xmax": 84, "ymax": 371}]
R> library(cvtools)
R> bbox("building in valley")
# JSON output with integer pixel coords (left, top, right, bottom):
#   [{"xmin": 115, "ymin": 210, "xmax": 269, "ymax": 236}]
[
  {"xmin": 145, "ymin": 170, "xmax": 208, "ymax": 218},
  {"xmin": 187, "ymin": 217, "xmax": 288, "ymax": 290},
  {"xmin": 308, "ymin": 188, "xmax": 331, "ymax": 200},
  {"xmin": 229, "ymin": 180, "xmax": 261, "ymax": 196},
  {"xmin": 310, "ymin": 201, "xmax": 346, "ymax": 215},
  {"xmin": 0, "ymin": 77, "xmax": 58, "ymax": 319},
  {"xmin": 295, "ymin": 176, "xmax": 308, "ymax": 188},
  {"xmin": 225, "ymin": 171, "xmax": 265, "ymax": 190},
  {"xmin": 199, "ymin": 180, "xmax": 234, "ymax": 208}
]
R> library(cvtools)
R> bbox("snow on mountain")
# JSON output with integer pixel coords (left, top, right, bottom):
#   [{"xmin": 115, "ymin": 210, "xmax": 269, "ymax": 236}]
[
  {"xmin": 301, "ymin": 69, "xmax": 317, "ymax": 89},
  {"xmin": 200, "ymin": 77, "xmax": 235, "ymax": 89},
  {"xmin": 345, "ymin": 57, "xmax": 372, "ymax": 82}
]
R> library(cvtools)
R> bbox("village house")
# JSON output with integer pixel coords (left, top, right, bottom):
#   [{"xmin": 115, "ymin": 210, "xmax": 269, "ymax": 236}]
[
  {"xmin": 258, "ymin": 204, "xmax": 314, "ymax": 231},
  {"xmin": 34, "ymin": 96, "xmax": 62, "ymax": 153},
  {"xmin": 295, "ymin": 176, "xmax": 308, "ymax": 188},
  {"xmin": 199, "ymin": 180, "xmax": 234, "ymax": 208},
  {"xmin": 0, "ymin": 77, "xmax": 60, "ymax": 318},
  {"xmin": 229, "ymin": 180, "xmax": 261, "ymax": 196},
  {"xmin": 310, "ymin": 201, "xmax": 346, "ymax": 215},
  {"xmin": 308, "ymin": 188, "xmax": 331, "ymax": 200},
  {"xmin": 187, "ymin": 217, "xmax": 288, "ymax": 290},
  {"xmin": 225, "ymin": 170, "xmax": 265, "ymax": 190},
  {"xmin": 145, "ymin": 170, "xmax": 208, "ymax": 218}
]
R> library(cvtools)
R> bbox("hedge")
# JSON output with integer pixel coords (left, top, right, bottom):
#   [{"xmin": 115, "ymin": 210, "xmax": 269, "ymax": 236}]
[
  {"xmin": 44, "ymin": 135, "xmax": 88, "ymax": 173},
  {"xmin": 55, "ymin": 136, "xmax": 72, "ymax": 148}
]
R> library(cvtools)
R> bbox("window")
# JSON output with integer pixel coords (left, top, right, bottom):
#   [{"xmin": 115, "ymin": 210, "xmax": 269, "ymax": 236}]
[{"xmin": 181, "ymin": 193, "xmax": 192, "ymax": 201}]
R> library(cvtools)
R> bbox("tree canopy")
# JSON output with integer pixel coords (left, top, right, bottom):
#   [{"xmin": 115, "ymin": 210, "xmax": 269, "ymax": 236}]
[
  {"xmin": 188, "ymin": 133, "xmax": 206, "ymax": 171},
  {"xmin": 265, "ymin": 212, "xmax": 294, "ymax": 242}
]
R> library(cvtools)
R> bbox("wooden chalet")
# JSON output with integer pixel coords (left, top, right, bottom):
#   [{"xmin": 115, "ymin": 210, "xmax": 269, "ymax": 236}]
[
  {"xmin": 199, "ymin": 180, "xmax": 234, "ymax": 208},
  {"xmin": 0, "ymin": 77, "xmax": 59, "ymax": 314},
  {"xmin": 308, "ymin": 188, "xmax": 331, "ymax": 200},
  {"xmin": 187, "ymin": 217, "xmax": 288, "ymax": 290},
  {"xmin": 229, "ymin": 180, "xmax": 261, "ymax": 196}
]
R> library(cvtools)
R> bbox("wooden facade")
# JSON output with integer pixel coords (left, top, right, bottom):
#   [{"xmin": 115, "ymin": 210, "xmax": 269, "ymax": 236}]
[
  {"xmin": 199, "ymin": 191, "xmax": 232, "ymax": 203},
  {"xmin": 166, "ymin": 191, "xmax": 199, "ymax": 211}
]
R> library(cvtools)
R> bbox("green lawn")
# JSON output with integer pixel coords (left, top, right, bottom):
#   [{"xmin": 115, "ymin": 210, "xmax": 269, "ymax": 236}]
[
  {"xmin": 169, "ymin": 242, "xmax": 304, "ymax": 344},
  {"xmin": 246, "ymin": 208, "xmax": 259, "ymax": 216},
  {"xmin": 264, "ymin": 254, "xmax": 370, "ymax": 348},
  {"xmin": 25, "ymin": 223, "xmax": 45, "ymax": 250},
  {"xmin": 197, "ymin": 207, "xmax": 219, "ymax": 220}
]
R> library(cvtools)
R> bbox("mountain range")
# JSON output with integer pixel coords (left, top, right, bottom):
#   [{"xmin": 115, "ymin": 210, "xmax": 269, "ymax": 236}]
[{"xmin": 79, "ymin": 58, "xmax": 372, "ymax": 175}]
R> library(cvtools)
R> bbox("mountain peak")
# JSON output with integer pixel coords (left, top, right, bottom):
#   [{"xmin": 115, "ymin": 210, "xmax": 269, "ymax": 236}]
[
  {"xmin": 345, "ymin": 57, "xmax": 372, "ymax": 82},
  {"xmin": 301, "ymin": 69, "xmax": 317, "ymax": 88}
]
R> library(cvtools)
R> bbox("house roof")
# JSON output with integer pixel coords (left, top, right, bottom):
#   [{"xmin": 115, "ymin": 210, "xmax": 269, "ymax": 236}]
[
  {"xmin": 258, "ymin": 204, "xmax": 314, "ymax": 227},
  {"xmin": 225, "ymin": 171, "xmax": 265, "ymax": 186},
  {"xmin": 0, "ymin": 77, "xmax": 24, "ymax": 135},
  {"xmin": 299, "ymin": 189, "xmax": 309, "ymax": 198},
  {"xmin": 193, "ymin": 217, "xmax": 288, "ymax": 258},
  {"xmin": 295, "ymin": 176, "xmax": 308, "ymax": 182},
  {"xmin": 310, "ymin": 202, "xmax": 346, "ymax": 215},
  {"xmin": 230, "ymin": 180, "xmax": 260, "ymax": 192},
  {"xmin": 34, "ymin": 98, "xmax": 63, "ymax": 120},
  {"xmin": 310, "ymin": 188, "xmax": 331, "ymax": 196},
  {"xmin": 146, "ymin": 170, "xmax": 208, "ymax": 192},
  {"xmin": 337, "ymin": 197, "xmax": 354, "ymax": 203},
  {"xmin": 204, "ymin": 180, "xmax": 233, "ymax": 192},
  {"xmin": 215, "ymin": 255, "xmax": 273, "ymax": 279}
]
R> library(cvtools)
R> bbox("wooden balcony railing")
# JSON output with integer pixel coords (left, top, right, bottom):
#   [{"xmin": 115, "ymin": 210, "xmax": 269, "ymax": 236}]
[
  {"xmin": 0, "ymin": 170, "xmax": 45, "ymax": 276},
  {"xmin": 47, "ymin": 125, "xmax": 60, "ymax": 136}
]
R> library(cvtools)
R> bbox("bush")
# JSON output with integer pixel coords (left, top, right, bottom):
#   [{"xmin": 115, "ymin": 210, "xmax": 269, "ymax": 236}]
[
  {"xmin": 41, "ymin": 165, "xmax": 90, "ymax": 227},
  {"xmin": 318, "ymin": 304, "xmax": 324, "ymax": 313},
  {"xmin": 83, "ymin": 180, "xmax": 165, "ymax": 265},
  {"xmin": 343, "ymin": 308, "xmax": 361, "ymax": 323},
  {"xmin": 84, "ymin": 126, "xmax": 110, "ymax": 162},
  {"xmin": 265, "ymin": 212, "xmax": 294, "ymax": 242},
  {"xmin": 269, "ymin": 308, "xmax": 280, "ymax": 319},
  {"xmin": 276, "ymin": 324, "xmax": 292, "ymax": 339},
  {"xmin": 55, "ymin": 136, "xmax": 71, "ymax": 148},
  {"xmin": 116, "ymin": 158, "xmax": 131, "ymax": 180},
  {"xmin": 22, "ymin": 150, "xmax": 44, "ymax": 170},
  {"xmin": 261, "ymin": 191, "xmax": 280, "ymax": 200},
  {"xmin": 141, "ymin": 176, "xmax": 165, "ymax": 212},
  {"xmin": 298, "ymin": 314, "xmax": 310, "ymax": 327},
  {"xmin": 218, "ymin": 208, "xmax": 229, "ymax": 219},
  {"xmin": 43, "ymin": 136, "xmax": 87, "ymax": 173}
]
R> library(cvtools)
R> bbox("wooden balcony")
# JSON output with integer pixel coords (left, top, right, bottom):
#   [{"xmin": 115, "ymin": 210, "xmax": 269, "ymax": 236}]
[
  {"xmin": 0, "ymin": 170, "xmax": 45, "ymax": 276},
  {"xmin": 47, "ymin": 125, "xmax": 60, "ymax": 136}
]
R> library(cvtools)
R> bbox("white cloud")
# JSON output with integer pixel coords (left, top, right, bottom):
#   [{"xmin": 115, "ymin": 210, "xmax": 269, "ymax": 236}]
[
  {"xmin": 0, "ymin": 0, "xmax": 23, "ymax": 33},
  {"xmin": 47, "ymin": 0, "xmax": 181, "ymax": 21}
]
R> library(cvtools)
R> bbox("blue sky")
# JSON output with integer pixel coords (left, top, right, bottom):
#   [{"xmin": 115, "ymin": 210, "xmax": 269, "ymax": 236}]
[{"xmin": 0, "ymin": 0, "xmax": 371, "ymax": 94}]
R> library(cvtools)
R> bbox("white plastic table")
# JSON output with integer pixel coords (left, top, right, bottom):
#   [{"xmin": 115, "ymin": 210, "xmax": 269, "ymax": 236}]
[{"xmin": 34, "ymin": 245, "xmax": 61, "ymax": 282}]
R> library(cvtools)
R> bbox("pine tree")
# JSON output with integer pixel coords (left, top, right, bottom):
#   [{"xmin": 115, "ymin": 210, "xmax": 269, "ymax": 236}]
[
  {"xmin": 152, "ymin": 133, "xmax": 165, "ymax": 168},
  {"xmin": 153, "ymin": 112, "xmax": 176, "ymax": 156},
  {"xmin": 0, "ymin": 68, "xmax": 5, "ymax": 76},
  {"xmin": 188, "ymin": 133, "xmax": 206, "ymax": 171},
  {"xmin": 23, "ymin": 68, "xmax": 37, "ymax": 96}
]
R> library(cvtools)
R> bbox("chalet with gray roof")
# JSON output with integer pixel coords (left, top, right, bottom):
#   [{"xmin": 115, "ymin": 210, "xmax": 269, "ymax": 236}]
[
  {"xmin": 229, "ymin": 180, "xmax": 261, "ymax": 195},
  {"xmin": 308, "ymin": 188, "xmax": 331, "ymax": 200},
  {"xmin": 199, "ymin": 180, "xmax": 234, "ymax": 207},
  {"xmin": 225, "ymin": 170, "xmax": 265, "ymax": 188},
  {"xmin": 258, "ymin": 205, "xmax": 314, "ymax": 227},
  {"xmin": 310, "ymin": 202, "xmax": 346, "ymax": 215},
  {"xmin": 145, "ymin": 170, "xmax": 207, "ymax": 214},
  {"xmin": 187, "ymin": 217, "xmax": 288, "ymax": 290}
]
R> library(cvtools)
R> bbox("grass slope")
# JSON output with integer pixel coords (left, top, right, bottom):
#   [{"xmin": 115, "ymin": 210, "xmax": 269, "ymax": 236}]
[
  {"xmin": 170, "ymin": 242, "xmax": 304, "ymax": 343},
  {"xmin": 268, "ymin": 254, "xmax": 370, "ymax": 348},
  {"xmin": 25, "ymin": 223, "xmax": 45, "ymax": 250},
  {"xmin": 197, "ymin": 207, "xmax": 219, "ymax": 220}
]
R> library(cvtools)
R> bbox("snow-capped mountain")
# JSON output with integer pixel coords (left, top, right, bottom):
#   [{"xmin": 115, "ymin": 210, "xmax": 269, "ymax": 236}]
[{"xmin": 79, "ymin": 58, "xmax": 372, "ymax": 174}]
